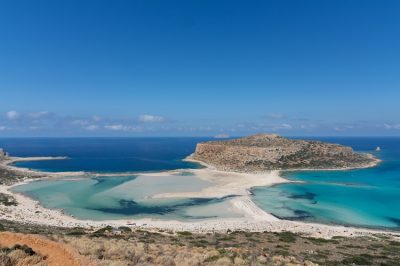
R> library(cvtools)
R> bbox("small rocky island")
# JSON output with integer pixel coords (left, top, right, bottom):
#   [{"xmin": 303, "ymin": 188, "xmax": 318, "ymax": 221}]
[{"xmin": 188, "ymin": 134, "xmax": 378, "ymax": 172}]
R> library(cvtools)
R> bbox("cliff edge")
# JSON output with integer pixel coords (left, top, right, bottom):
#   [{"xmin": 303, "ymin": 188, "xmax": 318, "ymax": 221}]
[{"xmin": 188, "ymin": 134, "xmax": 378, "ymax": 172}]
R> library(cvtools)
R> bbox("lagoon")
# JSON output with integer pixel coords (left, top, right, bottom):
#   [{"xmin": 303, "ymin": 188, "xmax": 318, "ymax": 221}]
[
  {"xmin": 252, "ymin": 137, "xmax": 400, "ymax": 230},
  {"xmin": 3, "ymin": 137, "xmax": 400, "ymax": 229},
  {"xmin": 12, "ymin": 172, "xmax": 241, "ymax": 221}
]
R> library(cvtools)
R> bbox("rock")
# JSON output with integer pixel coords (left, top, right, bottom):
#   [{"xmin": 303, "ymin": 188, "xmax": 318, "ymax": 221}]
[{"xmin": 188, "ymin": 134, "xmax": 378, "ymax": 172}]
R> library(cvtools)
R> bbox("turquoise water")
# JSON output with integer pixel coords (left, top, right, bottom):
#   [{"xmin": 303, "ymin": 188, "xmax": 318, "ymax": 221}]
[
  {"xmin": 12, "ymin": 172, "xmax": 241, "ymax": 220},
  {"xmin": 252, "ymin": 137, "xmax": 400, "ymax": 230},
  {"xmin": 2, "ymin": 137, "xmax": 400, "ymax": 228},
  {"xmin": 4, "ymin": 137, "xmax": 242, "ymax": 221}
]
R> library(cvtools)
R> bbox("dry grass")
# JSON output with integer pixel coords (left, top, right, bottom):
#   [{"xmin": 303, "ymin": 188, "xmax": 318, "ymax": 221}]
[
  {"xmin": 59, "ymin": 235, "xmax": 218, "ymax": 266},
  {"xmin": 2, "ymin": 220, "xmax": 400, "ymax": 266},
  {"xmin": 0, "ymin": 232, "xmax": 94, "ymax": 266},
  {"xmin": 55, "ymin": 235, "xmax": 319, "ymax": 266},
  {"xmin": 0, "ymin": 248, "xmax": 46, "ymax": 266}
]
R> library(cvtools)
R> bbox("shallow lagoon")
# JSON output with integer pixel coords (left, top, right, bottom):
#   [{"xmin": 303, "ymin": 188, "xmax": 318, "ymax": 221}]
[
  {"xmin": 12, "ymin": 171, "xmax": 242, "ymax": 221},
  {"xmin": 3, "ymin": 137, "xmax": 400, "ymax": 229},
  {"xmin": 252, "ymin": 137, "xmax": 400, "ymax": 230}
]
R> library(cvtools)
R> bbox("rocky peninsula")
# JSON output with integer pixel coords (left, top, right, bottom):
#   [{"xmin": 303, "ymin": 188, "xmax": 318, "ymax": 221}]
[{"xmin": 188, "ymin": 134, "xmax": 379, "ymax": 172}]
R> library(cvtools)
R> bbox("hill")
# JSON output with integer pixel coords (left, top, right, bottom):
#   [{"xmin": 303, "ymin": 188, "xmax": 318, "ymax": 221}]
[{"xmin": 188, "ymin": 134, "xmax": 378, "ymax": 172}]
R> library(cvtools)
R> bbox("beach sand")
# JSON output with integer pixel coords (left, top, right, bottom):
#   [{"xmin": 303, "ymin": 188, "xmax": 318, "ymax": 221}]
[{"xmin": 0, "ymin": 156, "xmax": 399, "ymax": 239}]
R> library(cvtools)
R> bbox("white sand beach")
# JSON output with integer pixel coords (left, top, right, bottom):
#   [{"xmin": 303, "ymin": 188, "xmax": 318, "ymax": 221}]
[
  {"xmin": 150, "ymin": 169, "xmax": 286, "ymax": 199},
  {"xmin": 0, "ymin": 156, "xmax": 399, "ymax": 239}
]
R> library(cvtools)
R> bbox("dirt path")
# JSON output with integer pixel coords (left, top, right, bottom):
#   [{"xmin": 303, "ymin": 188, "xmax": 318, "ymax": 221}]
[{"xmin": 0, "ymin": 232, "xmax": 95, "ymax": 266}]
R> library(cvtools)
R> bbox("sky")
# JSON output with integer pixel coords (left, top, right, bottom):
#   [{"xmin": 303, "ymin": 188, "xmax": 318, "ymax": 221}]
[{"xmin": 0, "ymin": 0, "xmax": 400, "ymax": 137}]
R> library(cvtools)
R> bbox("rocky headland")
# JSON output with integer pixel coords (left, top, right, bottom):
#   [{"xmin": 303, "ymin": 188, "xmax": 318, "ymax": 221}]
[{"xmin": 188, "ymin": 134, "xmax": 379, "ymax": 172}]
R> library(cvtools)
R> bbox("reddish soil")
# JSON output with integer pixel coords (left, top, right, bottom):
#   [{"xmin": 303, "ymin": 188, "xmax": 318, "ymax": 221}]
[{"xmin": 0, "ymin": 232, "xmax": 95, "ymax": 266}]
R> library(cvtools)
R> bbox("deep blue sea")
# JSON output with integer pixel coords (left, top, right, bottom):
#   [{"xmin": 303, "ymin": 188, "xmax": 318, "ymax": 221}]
[
  {"xmin": 1, "ymin": 137, "xmax": 400, "ymax": 228},
  {"xmin": 0, "ymin": 137, "xmax": 206, "ymax": 172}
]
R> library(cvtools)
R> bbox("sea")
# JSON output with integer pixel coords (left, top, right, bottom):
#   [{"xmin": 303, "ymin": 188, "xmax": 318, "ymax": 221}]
[{"xmin": 1, "ymin": 137, "xmax": 399, "ymax": 229}]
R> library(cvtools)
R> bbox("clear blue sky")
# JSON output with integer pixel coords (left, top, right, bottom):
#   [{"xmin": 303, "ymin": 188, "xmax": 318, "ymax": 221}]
[{"xmin": 1, "ymin": 0, "xmax": 399, "ymax": 136}]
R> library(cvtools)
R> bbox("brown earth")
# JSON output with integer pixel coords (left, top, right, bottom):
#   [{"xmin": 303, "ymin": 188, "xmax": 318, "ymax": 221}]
[
  {"xmin": 190, "ymin": 134, "xmax": 378, "ymax": 172},
  {"xmin": 0, "ymin": 232, "xmax": 95, "ymax": 266}
]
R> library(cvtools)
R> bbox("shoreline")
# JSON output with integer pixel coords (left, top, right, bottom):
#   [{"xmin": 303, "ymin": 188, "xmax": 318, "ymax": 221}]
[
  {"xmin": 1, "ymin": 156, "xmax": 86, "ymax": 177},
  {"xmin": 1, "ymin": 155, "xmax": 399, "ymax": 239},
  {"xmin": 185, "ymin": 153, "xmax": 382, "ymax": 173}
]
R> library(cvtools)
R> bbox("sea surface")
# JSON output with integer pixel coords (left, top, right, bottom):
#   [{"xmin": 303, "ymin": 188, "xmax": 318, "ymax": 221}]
[
  {"xmin": 1, "ymin": 138, "xmax": 204, "ymax": 172},
  {"xmin": 4, "ymin": 137, "xmax": 241, "ymax": 220},
  {"xmin": 12, "ymin": 173, "xmax": 239, "ymax": 221},
  {"xmin": 1, "ymin": 137, "xmax": 400, "ymax": 229},
  {"xmin": 252, "ymin": 137, "xmax": 400, "ymax": 230}
]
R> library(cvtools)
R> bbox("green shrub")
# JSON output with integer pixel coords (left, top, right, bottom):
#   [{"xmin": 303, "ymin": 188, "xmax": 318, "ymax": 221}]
[
  {"xmin": 204, "ymin": 255, "xmax": 220, "ymax": 262},
  {"xmin": 118, "ymin": 226, "xmax": 132, "ymax": 233},
  {"xmin": 342, "ymin": 255, "xmax": 372, "ymax": 265},
  {"xmin": 91, "ymin": 225, "xmax": 113, "ymax": 237},
  {"xmin": 306, "ymin": 237, "xmax": 339, "ymax": 245},
  {"xmin": 177, "ymin": 231, "xmax": 192, "ymax": 236},
  {"xmin": 1, "ymin": 244, "xmax": 36, "ymax": 256},
  {"xmin": 277, "ymin": 231, "xmax": 297, "ymax": 243},
  {"xmin": 66, "ymin": 231, "xmax": 86, "ymax": 236}
]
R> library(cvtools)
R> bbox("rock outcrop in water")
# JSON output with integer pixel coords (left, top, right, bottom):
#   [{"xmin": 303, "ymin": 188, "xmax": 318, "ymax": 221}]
[{"xmin": 188, "ymin": 134, "xmax": 378, "ymax": 172}]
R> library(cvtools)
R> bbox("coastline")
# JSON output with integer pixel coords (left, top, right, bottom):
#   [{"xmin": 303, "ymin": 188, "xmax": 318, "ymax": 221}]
[
  {"xmin": 185, "ymin": 153, "xmax": 382, "ymax": 173},
  {"xmin": 1, "ymin": 156, "xmax": 86, "ymax": 177},
  {"xmin": 282, "ymin": 153, "xmax": 382, "ymax": 172},
  {"xmin": 0, "ymin": 155, "xmax": 399, "ymax": 239}
]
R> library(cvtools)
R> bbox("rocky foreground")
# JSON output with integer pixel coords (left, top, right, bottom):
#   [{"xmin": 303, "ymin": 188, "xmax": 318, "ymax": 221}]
[{"xmin": 189, "ymin": 134, "xmax": 378, "ymax": 172}]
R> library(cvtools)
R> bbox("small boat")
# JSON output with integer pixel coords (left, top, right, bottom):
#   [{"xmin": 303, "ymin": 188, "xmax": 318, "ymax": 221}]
[{"xmin": 375, "ymin": 146, "xmax": 381, "ymax": 151}]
